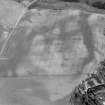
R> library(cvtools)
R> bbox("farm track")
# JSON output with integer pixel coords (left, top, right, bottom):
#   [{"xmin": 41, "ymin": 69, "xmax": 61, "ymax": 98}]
[{"xmin": 0, "ymin": 9, "xmax": 27, "ymax": 59}]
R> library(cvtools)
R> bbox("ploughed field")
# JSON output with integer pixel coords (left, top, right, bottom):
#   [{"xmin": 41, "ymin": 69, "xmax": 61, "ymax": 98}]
[{"xmin": 0, "ymin": 0, "xmax": 105, "ymax": 105}]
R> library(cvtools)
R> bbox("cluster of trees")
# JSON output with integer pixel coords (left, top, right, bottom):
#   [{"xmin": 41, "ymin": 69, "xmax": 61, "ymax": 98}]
[
  {"xmin": 60, "ymin": 0, "xmax": 105, "ymax": 10},
  {"xmin": 11, "ymin": 0, "xmax": 105, "ymax": 10},
  {"xmin": 12, "ymin": 0, "xmax": 33, "ymax": 3}
]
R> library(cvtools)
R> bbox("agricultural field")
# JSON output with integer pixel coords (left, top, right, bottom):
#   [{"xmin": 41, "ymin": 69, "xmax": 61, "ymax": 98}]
[{"xmin": 0, "ymin": 0, "xmax": 105, "ymax": 105}]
